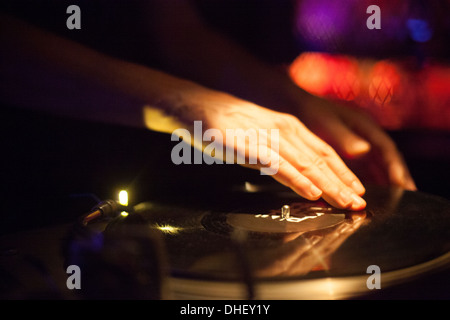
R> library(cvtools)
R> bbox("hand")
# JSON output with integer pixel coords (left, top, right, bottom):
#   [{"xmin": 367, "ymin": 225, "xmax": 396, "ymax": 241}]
[
  {"xmin": 145, "ymin": 87, "xmax": 367, "ymax": 210},
  {"xmin": 297, "ymin": 95, "xmax": 416, "ymax": 191}
]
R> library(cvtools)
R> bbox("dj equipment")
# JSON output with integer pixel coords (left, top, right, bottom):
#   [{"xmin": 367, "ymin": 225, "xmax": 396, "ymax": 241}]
[{"xmin": 1, "ymin": 184, "xmax": 449, "ymax": 300}]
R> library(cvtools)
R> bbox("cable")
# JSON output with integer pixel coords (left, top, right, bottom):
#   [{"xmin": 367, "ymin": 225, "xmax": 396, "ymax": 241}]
[{"xmin": 80, "ymin": 200, "xmax": 122, "ymax": 226}]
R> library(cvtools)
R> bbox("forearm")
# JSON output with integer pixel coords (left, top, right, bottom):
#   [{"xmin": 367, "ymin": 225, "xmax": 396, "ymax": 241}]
[{"xmin": 0, "ymin": 13, "xmax": 204, "ymax": 129}]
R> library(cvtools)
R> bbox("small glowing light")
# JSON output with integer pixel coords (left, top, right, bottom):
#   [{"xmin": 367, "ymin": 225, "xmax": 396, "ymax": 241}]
[
  {"xmin": 155, "ymin": 224, "xmax": 182, "ymax": 235},
  {"xmin": 244, "ymin": 181, "xmax": 260, "ymax": 193},
  {"xmin": 118, "ymin": 190, "xmax": 128, "ymax": 206},
  {"xmin": 120, "ymin": 211, "xmax": 129, "ymax": 217}
]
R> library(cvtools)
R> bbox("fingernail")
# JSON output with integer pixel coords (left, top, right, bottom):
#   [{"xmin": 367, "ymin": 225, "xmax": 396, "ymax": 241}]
[
  {"xmin": 351, "ymin": 180, "xmax": 366, "ymax": 195},
  {"xmin": 406, "ymin": 180, "xmax": 417, "ymax": 191},
  {"xmin": 351, "ymin": 194, "xmax": 366, "ymax": 210},
  {"xmin": 310, "ymin": 185, "xmax": 322, "ymax": 198}
]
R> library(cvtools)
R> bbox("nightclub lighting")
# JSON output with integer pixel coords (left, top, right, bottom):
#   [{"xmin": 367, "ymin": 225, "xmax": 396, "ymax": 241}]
[
  {"xmin": 406, "ymin": 18, "xmax": 433, "ymax": 43},
  {"xmin": 289, "ymin": 52, "xmax": 450, "ymax": 130},
  {"xmin": 289, "ymin": 0, "xmax": 449, "ymax": 130}
]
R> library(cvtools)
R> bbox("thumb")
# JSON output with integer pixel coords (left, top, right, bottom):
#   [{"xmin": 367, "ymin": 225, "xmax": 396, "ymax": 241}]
[
  {"xmin": 343, "ymin": 135, "xmax": 371, "ymax": 158},
  {"xmin": 319, "ymin": 116, "xmax": 371, "ymax": 158}
]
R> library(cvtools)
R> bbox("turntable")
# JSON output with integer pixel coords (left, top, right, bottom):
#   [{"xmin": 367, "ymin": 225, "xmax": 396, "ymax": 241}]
[{"xmin": 1, "ymin": 184, "xmax": 450, "ymax": 300}]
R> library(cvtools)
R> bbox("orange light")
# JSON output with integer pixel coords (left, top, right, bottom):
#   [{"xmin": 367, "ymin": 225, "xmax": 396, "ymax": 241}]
[
  {"xmin": 289, "ymin": 52, "xmax": 360, "ymax": 101},
  {"xmin": 289, "ymin": 52, "xmax": 333, "ymax": 96}
]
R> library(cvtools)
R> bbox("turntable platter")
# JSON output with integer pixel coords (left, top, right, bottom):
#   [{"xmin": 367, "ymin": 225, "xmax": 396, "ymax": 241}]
[
  {"xmin": 127, "ymin": 185, "xmax": 450, "ymax": 299},
  {"xmin": 1, "ymin": 185, "xmax": 450, "ymax": 300}
]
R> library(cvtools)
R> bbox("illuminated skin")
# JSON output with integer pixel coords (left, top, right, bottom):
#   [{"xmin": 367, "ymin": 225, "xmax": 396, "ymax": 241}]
[
  {"xmin": 0, "ymin": 3, "xmax": 415, "ymax": 210},
  {"xmin": 148, "ymin": 90, "xmax": 370, "ymax": 209},
  {"xmin": 297, "ymin": 94, "xmax": 416, "ymax": 191},
  {"xmin": 148, "ymin": 1, "xmax": 416, "ymax": 197}
]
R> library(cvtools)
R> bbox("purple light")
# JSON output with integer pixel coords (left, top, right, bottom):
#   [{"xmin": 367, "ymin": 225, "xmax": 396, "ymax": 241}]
[{"xmin": 295, "ymin": 0, "xmax": 354, "ymax": 50}]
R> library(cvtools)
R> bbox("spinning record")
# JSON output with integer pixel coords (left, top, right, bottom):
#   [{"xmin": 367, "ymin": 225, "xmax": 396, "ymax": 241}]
[
  {"xmin": 2, "ymin": 185, "xmax": 450, "ymax": 300},
  {"xmin": 111, "ymin": 185, "xmax": 450, "ymax": 299}
]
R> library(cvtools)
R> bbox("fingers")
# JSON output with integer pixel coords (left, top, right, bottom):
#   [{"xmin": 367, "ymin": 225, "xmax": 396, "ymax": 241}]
[
  {"xmin": 312, "ymin": 111, "xmax": 371, "ymax": 159},
  {"xmin": 211, "ymin": 104, "xmax": 368, "ymax": 210},
  {"xmin": 344, "ymin": 111, "xmax": 417, "ymax": 190},
  {"xmin": 276, "ymin": 134, "xmax": 366, "ymax": 210},
  {"xmin": 272, "ymin": 156, "xmax": 366, "ymax": 210},
  {"xmin": 385, "ymin": 150, "xmax": 417, "ymax": 190},
  {"xmin": 248, "ymin": 110, "xmax": 366, "ymax": 210},
  {"xmin": 270, "ymin": 155, "xmax": 323, "ymax": 201},
  {"xmin": 293, "ymin": 123, "xmax": 366, "ymax": 195}
]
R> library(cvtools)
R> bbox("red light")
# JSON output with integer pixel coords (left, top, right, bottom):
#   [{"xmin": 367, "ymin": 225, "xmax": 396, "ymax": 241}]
[
  {"xmin": 368, "ymin": 61, "xmax": 400, "ymax": 106},
  {"xmin": 289, "ymin": 52, "xmax": 360, "ymax": 101},
  {"xmin": 289, "ymin": 52, "xmax": 450, "ymax": 130}
]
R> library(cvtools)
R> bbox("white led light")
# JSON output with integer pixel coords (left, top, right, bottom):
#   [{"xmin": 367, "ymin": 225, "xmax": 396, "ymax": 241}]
[{"xmin": 118, "ymin": 190, "xmax": 128, "ymax": 206}]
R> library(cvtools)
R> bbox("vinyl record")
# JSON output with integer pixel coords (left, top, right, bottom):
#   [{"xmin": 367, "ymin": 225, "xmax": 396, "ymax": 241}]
[
  {"xmin": 122, "ymin": 185, "xmax": 450, "ymax": 299},
  {"xmin": 2, "ymin": 185, "xmax": 449, "ymax": 300}
]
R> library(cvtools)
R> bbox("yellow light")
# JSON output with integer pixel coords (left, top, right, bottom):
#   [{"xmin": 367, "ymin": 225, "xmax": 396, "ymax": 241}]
[
  {"xmin": 120, "ymin": 211, "xmax": 129, "ymax": 217},
  {"xmin": 118, "ymin": 190, "xmax": 128, "ymax": 206},
  {"xmin": 155, "ymin": 224, "xmax": 182, "ymax": 235}
]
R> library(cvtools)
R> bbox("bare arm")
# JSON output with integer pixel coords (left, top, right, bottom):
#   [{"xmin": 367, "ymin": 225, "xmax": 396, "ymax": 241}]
[
  {"xmin": 0, "ymin": 13, "xmax": 371, "ymax": 210},
  {"xmin": 0, "ymin": 13, "xmax": 205, "ymax": 128},
  {"xmin": 148, "ymin": 0, "xmax": 416, "ymax": 191}
]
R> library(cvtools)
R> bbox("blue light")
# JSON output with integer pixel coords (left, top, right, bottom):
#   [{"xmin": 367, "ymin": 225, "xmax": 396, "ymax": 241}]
[{"xmin": 406, "ymin": 18, "xmax": 432, "ymax": 43}]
